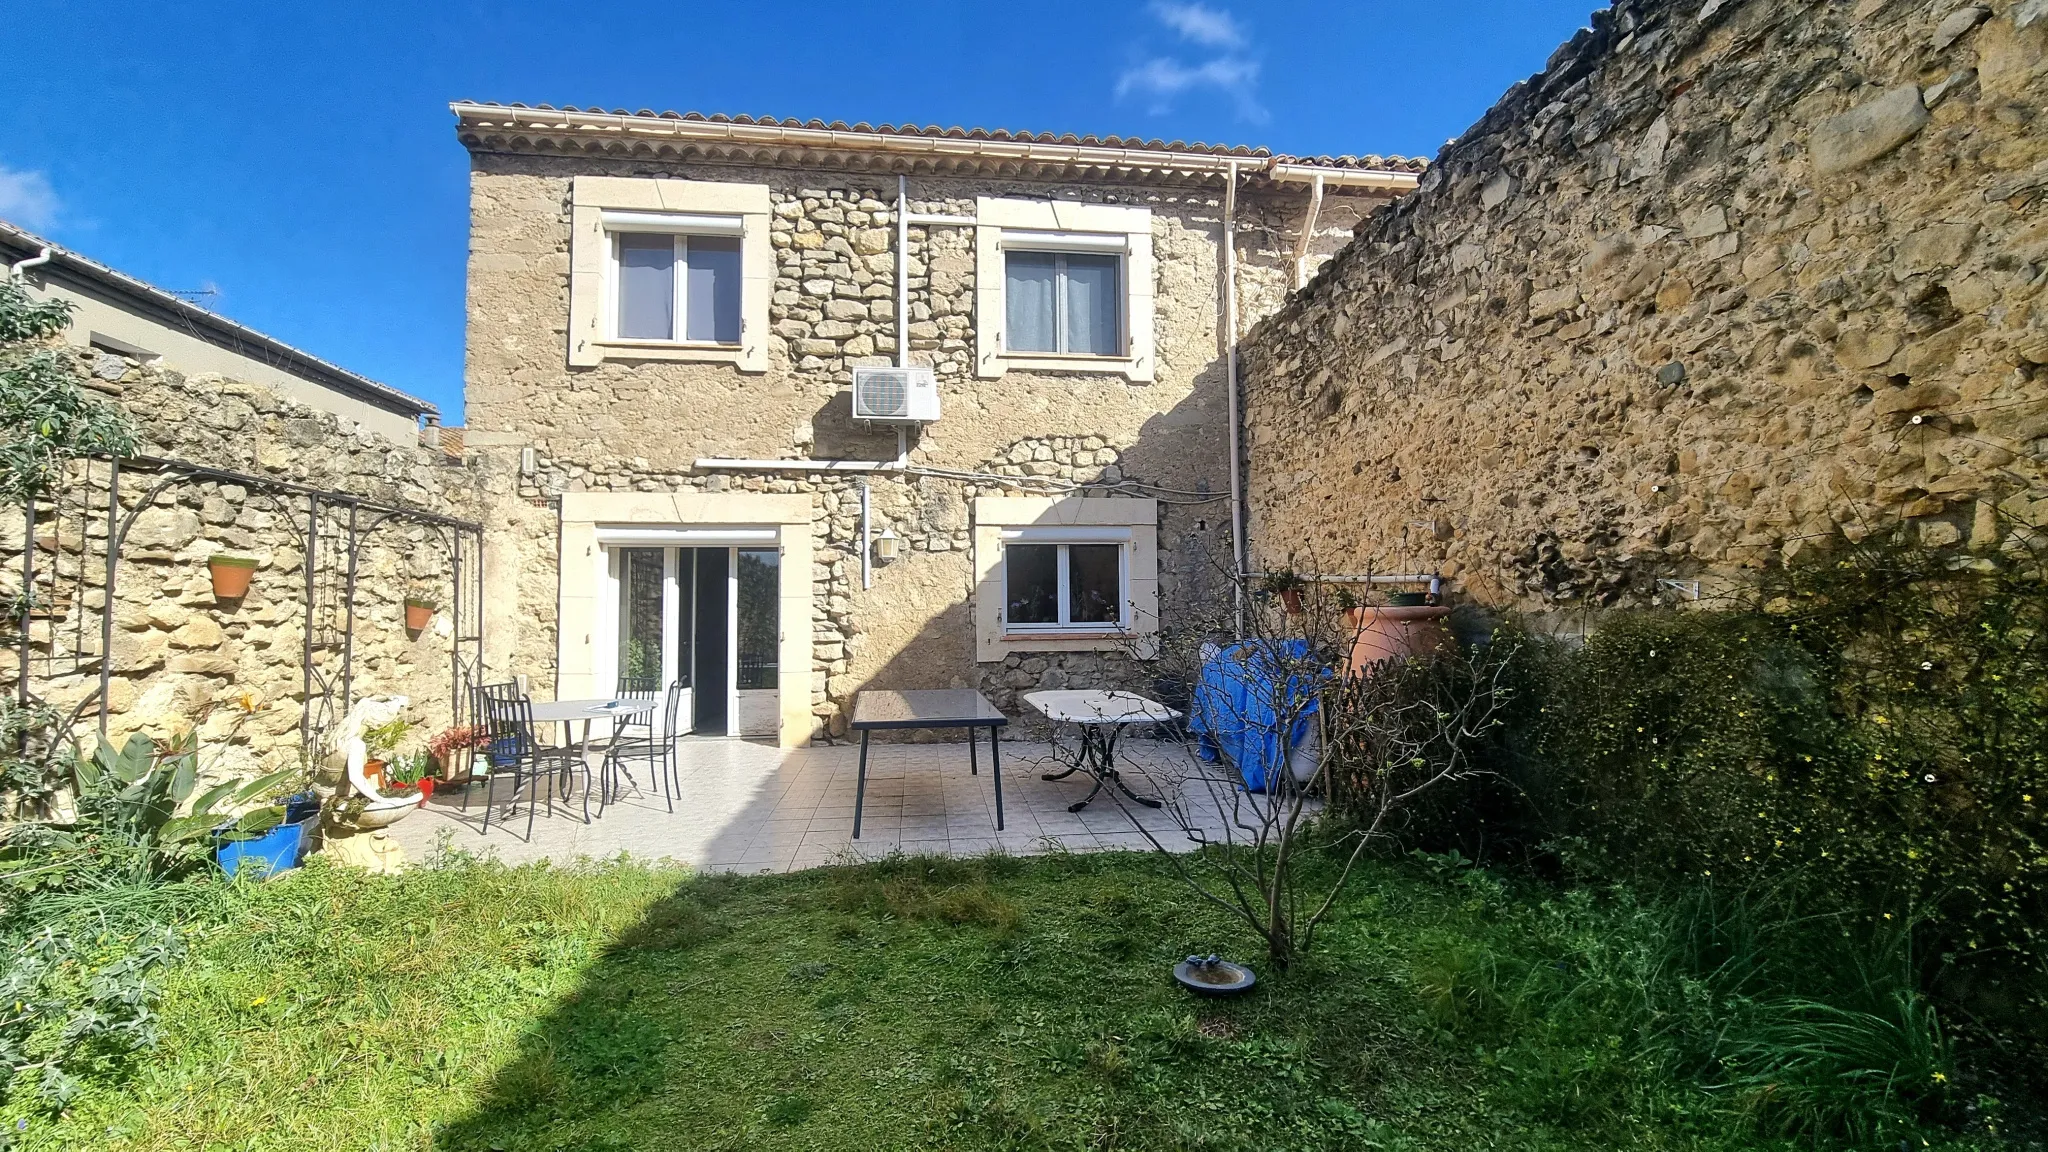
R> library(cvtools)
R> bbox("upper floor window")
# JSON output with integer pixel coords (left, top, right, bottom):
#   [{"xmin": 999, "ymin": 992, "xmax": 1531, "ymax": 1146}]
[
  {"xmin": 611, "ymin": 222, "xmax": 742, "ymax": 345},
  {"xmin": 568, "ymin": 177, "xmax": 771, "ymax": 372},
  {"xmin": 1003, "ymin": 249, "xmax": 1123, "ymax": 357},
  {"xmin": 974, "ymin": 198, "xmax": 1155, "ymax": 383}
]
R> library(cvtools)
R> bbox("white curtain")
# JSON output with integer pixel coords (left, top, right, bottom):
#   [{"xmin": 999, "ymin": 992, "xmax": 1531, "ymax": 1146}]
[
  {"xmin": 1005, "ymin": 253, "xmax": 1058, "ymax": 352},
  {"xmin": 1063, "ymin": 254, "xmax": 1120, "ymax": 356}
]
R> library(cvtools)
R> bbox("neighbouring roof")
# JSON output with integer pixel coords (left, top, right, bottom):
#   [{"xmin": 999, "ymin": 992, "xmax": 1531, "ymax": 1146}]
[
  {"xmin": 0, "ymin": 219, "xmax": 438, "ymax": 420},
  {"xmin": 451, "ymin": 102, "xmax": 1426, "ymax": 191}
]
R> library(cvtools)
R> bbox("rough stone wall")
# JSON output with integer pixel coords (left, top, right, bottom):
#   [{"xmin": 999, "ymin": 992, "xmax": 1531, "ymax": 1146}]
[
  {"xmin": 1242, "ymin": 0, "xmax": 2048, "ymax": 617},
  {"xmin": 5, "ymin": 350, "xmax": 477, "ymax": 778},
  {"xmin": 465, "ymin": 152, "xmax": 1379, "ymax": 735}
]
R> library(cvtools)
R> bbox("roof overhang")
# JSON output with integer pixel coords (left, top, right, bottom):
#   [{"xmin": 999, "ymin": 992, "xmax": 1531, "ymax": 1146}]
[{"xmin": 450, "ymin": 103, "xmax": 1421, "ymax": 195}]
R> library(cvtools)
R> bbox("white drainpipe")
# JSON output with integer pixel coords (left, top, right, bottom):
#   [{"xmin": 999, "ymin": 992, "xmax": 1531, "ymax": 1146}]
[
  {"xmin": 1223, "ymin": 161, "xmax": 1247, "ymax": 638},
  {"xmin": 8, "ymin": 246, "xmax": 53, "ymax": 279},
  {"xmin": 860, "ymin": 480, "xmax": 872, "ymax": 590},
  {"xmin": 896, "ymin": 176, "xmax": 910, "ymax": 373},
  {"xmin": 1291, "ymin": 171, "xmax": 1326, "ymax": 290}
]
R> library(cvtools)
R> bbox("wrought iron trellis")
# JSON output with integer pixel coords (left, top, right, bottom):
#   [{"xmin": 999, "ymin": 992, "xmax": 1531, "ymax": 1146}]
[{"xmin": 12, "ymin": 453, "xmax": 484, "ymax": 759}]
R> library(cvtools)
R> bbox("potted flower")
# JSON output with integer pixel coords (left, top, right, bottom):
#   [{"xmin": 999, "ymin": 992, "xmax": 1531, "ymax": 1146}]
[
  {"xmin": 386, "ymin": 752, "xmax": 435, "ymax": 800},
  {"xmin": 360, "ymin": 715, "xmax": 410, "ymax": 789},
  {"xmin": 1335, "ymin": 587, "xmax": 1363, "ymax": 633},
  {"xmin": 1260, "ymin": 569, "xmax": 1307, "ymax": 616},
  {"xmin": 428, "ymin": 723, "xmax": 487, "ymax": 783},
  {"xmin": 404, "ymin": 597, "xmax": 436, "ymax": 632},
  {"xmin": 207, "ymin": 555, "xmax": 259, "ymax": 599}
]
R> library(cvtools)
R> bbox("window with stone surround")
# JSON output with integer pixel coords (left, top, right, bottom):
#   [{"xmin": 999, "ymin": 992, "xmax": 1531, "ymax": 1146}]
[
  {"xmin": 612, "ymin": 229, "xmax": 741, "ymax": 345},
  {"xmin": 568, "ymin": 176, "xmax": 770, "ymax": 372},
  {"xmin": 973, "ymin": 496, "xmax": 1158, "ymax": 660},
  {"xmin": 1003, "ymin": 536, "xmax": 1127, "ymax": 631},
  {"xmin": 975, "ymin": 198, "xmax": 1154, "ymax": 383}
]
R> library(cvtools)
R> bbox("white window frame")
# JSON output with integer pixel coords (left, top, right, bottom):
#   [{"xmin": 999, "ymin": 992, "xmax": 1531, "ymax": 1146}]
[
  {"xmin": 604, "ymin": 216, "xmax": 746, "ymax": 348},
  {"xmin": 973, "ymin": 497, "xmax": 1158, "ymax": 660},
  {"xmin": 999, "ymin": 527, "xmax": 1132, "ymax": 635},
  {"xmin": 568, "ymin": 177, "xmax": 770, "ymax": 372},
  {"xmin": 998, "ymin": 242, "xmax": 1129, "ymax": 359},
  {"xmin": 974, "ymin": 198, "xmax": 1155, "ymax": 383}
]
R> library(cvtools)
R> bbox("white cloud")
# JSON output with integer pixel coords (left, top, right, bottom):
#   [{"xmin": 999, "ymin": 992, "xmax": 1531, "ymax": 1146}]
[
  {"xmin": 1148, "ymin": 1, "xmax": 1245, "ymax": 49},
  {"xmin": 0, "ymin": 164, "xmax": 60, "ymax": 233},
  {"xmin": 1116, "ymin": 3, "xmax": 1265, "ymax": 122}
]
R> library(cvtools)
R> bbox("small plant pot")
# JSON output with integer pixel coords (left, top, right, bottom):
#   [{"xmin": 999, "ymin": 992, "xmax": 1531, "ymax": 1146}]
[
  {"xmin": 1277, "ymin": 588, "xmax": 1304, "ymax": 616},
  {"xmin": 1174, "ymin": 956, "xmax": 1256, "ymax": 997},
  {"xmin": 207, "ymin": 555, "xmax": 258, "ymax": 600},
  {"xmin": 363, "ymin": 759, "xmax": 386, "ymax": 790},
  {"xmin": 404, "ymin": 599, "xmax": 436, "ymax": 632}
]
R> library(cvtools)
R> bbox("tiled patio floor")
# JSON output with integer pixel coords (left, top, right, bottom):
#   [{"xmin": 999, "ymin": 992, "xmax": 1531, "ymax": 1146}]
[{"xmin": 382, "ymin": 735, "xmax": 1246, "ymax": 873}]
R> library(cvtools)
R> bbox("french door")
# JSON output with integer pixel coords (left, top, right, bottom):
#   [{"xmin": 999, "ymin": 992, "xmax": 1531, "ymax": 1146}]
[{"xmin": 602, "ymin": 539, "xmax": 781, "ymax": 737}]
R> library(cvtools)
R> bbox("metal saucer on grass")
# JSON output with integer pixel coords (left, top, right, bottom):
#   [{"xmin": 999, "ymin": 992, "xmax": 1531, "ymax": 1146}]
[{"xmin": 1174, "ymin": 954, "xmax": 1256, "ymax": 996}]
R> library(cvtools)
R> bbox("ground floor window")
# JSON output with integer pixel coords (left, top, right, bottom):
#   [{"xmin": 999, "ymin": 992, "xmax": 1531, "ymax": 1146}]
[{"xmin": 1003, "ymin": 541, "xmax": 1126, "ymax": 632}]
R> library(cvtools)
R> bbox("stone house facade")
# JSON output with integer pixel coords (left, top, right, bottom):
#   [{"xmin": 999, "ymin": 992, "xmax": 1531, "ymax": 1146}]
[
  {"xmin": 1241, "ymin": 0, "xmax": 2048, "ymax": 619},
  {"xmin": 453, "ymin": 105, "xmax": 1422, "ymax": 744}
]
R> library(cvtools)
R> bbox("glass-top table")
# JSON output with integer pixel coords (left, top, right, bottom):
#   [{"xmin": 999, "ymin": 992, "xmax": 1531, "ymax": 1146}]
[
  {"xmin": 1024, "ymin": 689, "xmax": 1178, "ymax": 813},
  {"xmin": 528, "ymin": 697, "xmax": 657, "ymax": 818},
  {"xmin": 849, "ymin": 690, "xmax": 1008, "ymax": 838}
]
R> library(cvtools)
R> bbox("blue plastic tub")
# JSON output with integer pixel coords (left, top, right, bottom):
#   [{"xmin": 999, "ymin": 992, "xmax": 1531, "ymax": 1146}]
[{"xmin": 216, "ymin": 817, "xmax": 312, "ymax": 879}]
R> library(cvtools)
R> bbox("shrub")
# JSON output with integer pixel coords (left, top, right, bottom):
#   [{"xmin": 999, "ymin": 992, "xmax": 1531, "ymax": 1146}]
[{"xmin": 1416, "ymin": 535, "xmax": 2048, "ymax": 1104}]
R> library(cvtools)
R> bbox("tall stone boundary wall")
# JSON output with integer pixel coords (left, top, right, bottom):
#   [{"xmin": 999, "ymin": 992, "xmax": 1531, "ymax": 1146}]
[
  {"xmin": 1242, "ymin": 0, "xmax": 2048, "ymax": 615},
  {"xmin": 3, "ymin": 350, "xmax": 477, "ymax": 779}
]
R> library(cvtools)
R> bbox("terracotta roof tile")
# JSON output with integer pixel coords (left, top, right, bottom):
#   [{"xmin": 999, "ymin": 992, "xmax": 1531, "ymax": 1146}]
[{"xmin": 455, "ymin": 102, "xmax": 1427, "ymax": 174}]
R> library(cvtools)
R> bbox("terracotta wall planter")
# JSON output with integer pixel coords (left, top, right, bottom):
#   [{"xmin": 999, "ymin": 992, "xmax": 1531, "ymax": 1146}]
[
  {"xmin": 1343, "ymin": 605, "xmax": 1454, "ymax": 676},
  {"xmin": 207, "ymin": 555, "xmax": 258, "ymax": 599},
  {"xmin": 404, "ymin": 599, "xmax": 435, "ymax": 631}
]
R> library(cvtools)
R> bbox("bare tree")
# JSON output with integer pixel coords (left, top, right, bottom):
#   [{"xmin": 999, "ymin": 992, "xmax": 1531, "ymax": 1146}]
[{"xmin": 1103, "ymin": 548, "xmax": 1518, "ymax": 970}]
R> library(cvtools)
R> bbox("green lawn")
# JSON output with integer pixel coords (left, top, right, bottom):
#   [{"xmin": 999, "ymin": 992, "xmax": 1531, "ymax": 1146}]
[{"xmin": 12, "ymin": 845, "xmax": 1992, "ymax": 1151}]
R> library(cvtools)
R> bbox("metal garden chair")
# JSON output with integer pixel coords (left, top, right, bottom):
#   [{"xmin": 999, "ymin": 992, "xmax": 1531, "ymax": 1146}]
[{"xmin": 603, "ymin": 679, "xmax": 688, "ymax": 814}]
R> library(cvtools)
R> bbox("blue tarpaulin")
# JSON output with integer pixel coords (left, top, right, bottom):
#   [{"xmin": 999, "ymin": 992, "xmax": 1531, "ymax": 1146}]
[{"xmin": 1188, "ymin": 639, "xmax": 1322, "ymax": 793}]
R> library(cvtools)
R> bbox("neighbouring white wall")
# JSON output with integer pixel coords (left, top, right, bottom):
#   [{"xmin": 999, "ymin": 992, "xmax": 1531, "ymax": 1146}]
[{"xmin": 21, "ymin": 274, "xmax": 424, "ymax": 443}]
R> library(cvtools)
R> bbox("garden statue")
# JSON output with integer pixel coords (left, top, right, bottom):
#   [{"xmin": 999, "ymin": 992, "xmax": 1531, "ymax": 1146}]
[{"xmin": 329, "ymin": 694, "xmax": 423, "ymax": 831}]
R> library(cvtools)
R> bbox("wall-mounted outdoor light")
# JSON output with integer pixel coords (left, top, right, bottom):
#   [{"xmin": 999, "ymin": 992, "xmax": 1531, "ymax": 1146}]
[{"xmin": 873, "ymin": 527, "xmax": 900, "ymax": 564}]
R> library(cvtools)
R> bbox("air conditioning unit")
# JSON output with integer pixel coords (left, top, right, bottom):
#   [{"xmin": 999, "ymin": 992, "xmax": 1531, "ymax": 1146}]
[{"xmin": 851, "ymin": 366, "xmax": 942, "ymax": 424}]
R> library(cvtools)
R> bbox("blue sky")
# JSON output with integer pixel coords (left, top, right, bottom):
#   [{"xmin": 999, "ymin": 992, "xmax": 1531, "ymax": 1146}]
[{"xmin": 2, "ymin": 1, "xmax": 1595, "ymax": 422}]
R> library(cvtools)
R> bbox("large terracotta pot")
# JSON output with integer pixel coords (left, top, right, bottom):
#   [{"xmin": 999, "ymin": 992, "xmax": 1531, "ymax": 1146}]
[
  {"xmin": 1343, "ymin": 605, "xmax": 1454, "ymax": 677},
  {"xmin": 207, "ymin": 555, "xmax": 257, "ymax": 599}
]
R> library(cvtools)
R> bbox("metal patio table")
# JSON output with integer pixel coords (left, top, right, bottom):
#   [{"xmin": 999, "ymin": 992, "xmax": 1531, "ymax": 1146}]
[
  {"xmin": 849, "ymin": 690, "xmax": 1008, "ymax": 839},
  {"xmin": 1024, "ymin": 689, "xmax": 1180, "ymax": 813},
  {"xmin": 527, "ymin": 697, "xmax": 658, "ymax": 819}
]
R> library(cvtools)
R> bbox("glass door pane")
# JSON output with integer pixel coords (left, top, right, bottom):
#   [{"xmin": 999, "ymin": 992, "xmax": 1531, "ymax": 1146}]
[
  {"xmin": 736, "ymin": 548, "xmax": 780, "ymax": 690},
  {"xmin": 616, "ymin": 547, "xmax": 665, "ymax": 692},
  {"xmin": 691, "ymin": 548, "xmax": 729, "ymax": 734}
]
